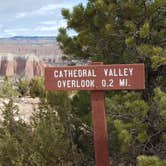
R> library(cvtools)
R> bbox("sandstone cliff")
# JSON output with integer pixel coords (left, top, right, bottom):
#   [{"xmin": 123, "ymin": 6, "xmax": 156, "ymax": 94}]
[
  {"xmin": 0, "ymin": 38, "xmax": 65, "ymax": 66},
  {"xmin": 0, "ymin": 53, "xmax": 45, "ymax": 79}
]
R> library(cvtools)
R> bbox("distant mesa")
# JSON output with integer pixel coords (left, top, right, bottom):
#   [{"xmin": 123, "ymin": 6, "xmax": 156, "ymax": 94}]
[
  {"xmin": 0, "ymin": 36, "xmax": 66, "ymax": 78},
  {"xmin": 0, "ymin": 36, "xmax": 56, "ymax": 43}
]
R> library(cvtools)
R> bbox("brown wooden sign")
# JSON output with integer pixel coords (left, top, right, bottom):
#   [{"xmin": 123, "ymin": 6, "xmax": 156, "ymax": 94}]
[
  {"xmin": 45, "ymin": 64, "xmax": 145, "ymax": 91},
  {"xmin": 45, "ymin": 63, "xmax": 145, "ymax": 166}
]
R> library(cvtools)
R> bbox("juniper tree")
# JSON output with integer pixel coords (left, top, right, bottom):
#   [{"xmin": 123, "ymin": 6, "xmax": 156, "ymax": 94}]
[{"xmin": 57, "ymin": 0, "xmax": 166, "ymax": 165}]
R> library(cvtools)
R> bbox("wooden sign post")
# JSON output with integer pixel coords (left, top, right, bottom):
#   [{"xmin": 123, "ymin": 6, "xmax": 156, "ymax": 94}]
[{"xmin": 45, "ymin": 63, "xmax": 145, "ymax": 166}]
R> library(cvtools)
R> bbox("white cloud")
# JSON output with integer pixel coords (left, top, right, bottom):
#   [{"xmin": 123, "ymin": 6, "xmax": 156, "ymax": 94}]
[
  {"xmin": 15, "ymin": 12, "xmax": 28, "ymax": 19},
  {"xmin": 34, "ymin": 26, "xmax": 57, "ymax": 32},
  {"xmin": 32, "ymin": 19, "xmax": 67, "ymax": 33},
  {"xmin": 0, "ymin": 0, "xmax": 87, "ymax": 37},
  {"xmin": 4, "ymin": 28, "xmax": 29, "ymax": 33},
  {"xmin": 4, "ymin": 31, "xmax": 16, "ymax": 37},
  {"xmin": 41, "ymin": 19, "xmax": 66, "ymax": 27},
  {"xmin": 0, "ymin": 25, "xmax": 3, "ymax": 32},
  {"xmin": 1, "ymin": 18, "xmax": 67, "ymax": 37},
  {"xmin": 15, "ymin": 3, "xmax": 72, "ymax": 19},
  {"xmin": 41, "ymin": 20, "xmax": 57, "ymax": 25},
  {"xmin": 36, "ymin": 4, "xmax": 71, "ymax": 15},
  {"xmin": 34, "ymin": 20, "xmax": 66, "ymax": 32},
  {"xmin": 3, "ymin": 28, "xmax": 30, "ymax": 37}
]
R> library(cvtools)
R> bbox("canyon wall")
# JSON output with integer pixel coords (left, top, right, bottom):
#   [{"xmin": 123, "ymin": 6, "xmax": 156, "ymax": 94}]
[
  {"xmin": 0, "ymin": 37, "xmax": 65, "ymax": 66},
  {"xmin": 0, "ymin": 53, "xmax": 46, "ymax": 79}
]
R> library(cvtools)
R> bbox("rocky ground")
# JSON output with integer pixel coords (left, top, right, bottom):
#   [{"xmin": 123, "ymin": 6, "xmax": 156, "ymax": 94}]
[{"xmin": 0, "ymin": 97, "xmax": 40, "ymax": 123}]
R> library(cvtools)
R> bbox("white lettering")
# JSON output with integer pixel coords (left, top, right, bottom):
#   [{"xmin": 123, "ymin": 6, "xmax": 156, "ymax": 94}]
[
  {"xmin": 129, "ymin": 68, "xmax": 133, "ymax": 76},
  {"xmin": 109, "ymin": 79, "xmax": 114, "ymax": 87},
  {"xmin": 78, "ymin": 70, "xmax": 83, "ymax": 77},
  {"xmin": 54, "ymin": 70, "xmax": 58, "ymax": 78},
  {"xmin": 109, "ymin": 69, "xmax": 114, "ymax": 76},
  {"xmin": 119, "ymin": 79, "xmax": 128, "ymax": 86},
  {"xmin": 104, "ymin": 69, "xmax": 108, "ymax": 76},
  {"xmin": 57, "ymin": 79, "xmax": 95, "ymax": 88},
  {"xmin": 63, "ymin": 70, "xmax": 68, "ymax": 77},
  {"xmin": 118, "ymin": 69, "xmax": 123, "ymax": 76},
  {"xmin": 59, "ymin": 71, "xmax": 63, "ymax": 77},
  {"xmin": 81, "ymin": 80, "xmax": 86, "ymax": 87},
  {"xmin": 113, "ymin": 69, "xmax": 118, "ymax": 76},
  {"xmin": 57, "ymin": 81, "xmax": 62, "ymax": 87},
  {"xmin": 73, "ymin": 70, "xmax": 77, "ymax": 77},
  {"xmin": 103, "ymin": 68, "xmax": 134, "ymax": 77},
  {"xmin": 82, "ymin": 69, "xmax": 87, "ymax": 77},
  {"xmin": 123, "ymin": 68, "xmax": 128, "ymax": 76},
  {"xmin": 54, "ymin": 69, "xmax": 97, "ymax": 78},
  {"xmin": 68, "ymin": 70, "xmax": 73, "ymax": 77},
  {"xmin": 92, "ymin": 69, "xmax": 96, "ymax": 77},
  {"xmin": 67, "ymin": 80, "xmax": 71, "ymax": 88},
  {"xmin": 87, "ymin": 70, "xmax": 92, "ymax": 77},
  {"xmin": 71, "ymin": 80, "xmax": 75, "ymax": 87},
  {"xmin": 90, "ymin": 80, "xmax": 95, "ymax": 87},
  {"xmin": 62, "ymin": 80, "xmax": 66, "ymax": 87},
  {"xmin": 102, "ymin": 80, "xmax": 107, "ymax": 87}
]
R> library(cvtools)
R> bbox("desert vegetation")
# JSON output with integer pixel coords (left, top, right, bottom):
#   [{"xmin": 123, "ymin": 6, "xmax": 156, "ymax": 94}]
[{"xmin": 0, "ymin": 0, "xmax": 165, "ymax": 165}]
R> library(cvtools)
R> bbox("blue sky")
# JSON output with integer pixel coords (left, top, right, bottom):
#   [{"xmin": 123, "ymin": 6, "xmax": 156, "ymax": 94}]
[{"xmin": 0, "ymin": 0, "xmax": 87, "ymax": 38}]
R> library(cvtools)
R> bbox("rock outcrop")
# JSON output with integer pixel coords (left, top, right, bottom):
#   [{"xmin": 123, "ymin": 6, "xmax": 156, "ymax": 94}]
[
  {"xmin": 0, "ymin": 38, "xmax": 65, "ymax": 66},
  {"xmin": 0, "ymin": 97, "xmax": 40, "ymax": 123},
  {"xmin": 0, "ymin": 53, "xmax": 46, "ymax": 79}
]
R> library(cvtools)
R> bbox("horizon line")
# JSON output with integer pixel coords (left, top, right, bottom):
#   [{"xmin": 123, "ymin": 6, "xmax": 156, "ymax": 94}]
[{"xmin": 0, "ymin": 36, "xmax": 56, "ymax": 38}]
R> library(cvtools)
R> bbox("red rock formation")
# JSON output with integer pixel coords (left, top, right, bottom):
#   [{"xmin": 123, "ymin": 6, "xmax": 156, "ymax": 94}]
[
  {"xmin": 0, "ymin": 53, "xmax": 45, "ymax": 79},
  {"xmin": 0, "ymin": 42, "xmax": 64, "ymax": 63},
  {"xmin": 15, "ymin": 58, "xmax": 26, "ymax": 77},
  {"xmin": 6, "ymin": 60, "xmax": 15, "ymax": 76}
]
